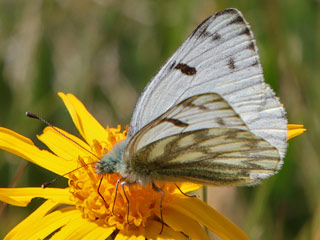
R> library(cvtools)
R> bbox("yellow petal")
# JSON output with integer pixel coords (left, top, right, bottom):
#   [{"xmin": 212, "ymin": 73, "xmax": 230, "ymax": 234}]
[
  {"xmin": 170, "ymin": 197, "xmax": 249, "ymax": 240},
  {"xmin": 0, "ymin": 127, "xmax": 78, "ymax": 176},
  {"xmin": 177, "ymin": 182, "xmax": 202, "ymax": 194},
  {"xmin": 115, "ymin": 229, "xmax": 146, "ymax": 240},
  {"xmin": 287, "ymin": 124, "xmax": 305, "ymax": 130},
  {"xmin": 0, "ymin": 187, "xmax": 72, "ymax": 207},
  {"xmin": 38, "ymin": 126, "xmax": 94, "ymax": 161},
  {"xmin": 18, "ymin": 207, "xmax": 79, "ymax": 240},
  {"xmin": 58, "ymin": 92, "xmax": 109, "ymax": 146},
  {"xmin": 163, "ymin": 206, "xmax": 209, "ymax": 240},
  {"xmin": 115, "ymin": 221, "xmax": 188, "ymax": 240},
  {"xmin": 144, "ymin": 220, "xmax": 189, "ymax": 240},
  {"xmin": 5, "ymin": 200, "xmax": 60, "ymax": 240},
  {"xmin": 83, "ymin": 225, "xmax": 117, "ymax": 240},
  {"xmin": 49, "ymin": 211, "xmax": 114, "ymax": 240},
  {"xmin": 287, "ymin": 124, "xmax": 306, "ymax": 140},
  {"xmin": 40, "ymin": 210, "xmax": 81, "ymax": 240}
]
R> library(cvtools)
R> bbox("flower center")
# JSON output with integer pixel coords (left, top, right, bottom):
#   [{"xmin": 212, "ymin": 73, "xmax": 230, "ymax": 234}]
[{"xmin": 68, "ymin": 157, "xmax": 178, "ymax": 231}]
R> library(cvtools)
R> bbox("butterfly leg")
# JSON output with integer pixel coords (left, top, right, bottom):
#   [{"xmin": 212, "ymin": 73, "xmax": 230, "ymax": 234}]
[
  {"xmin": 175, "ymin": 183, "xmax": 196, "ymax": 197},
  {"xmin": 152, "ymin": 182, "xmax": 164, "ymax": 234},
  {"xmin": 97, "ymin": 176, "xmax": 107, "ymax": 205},
  {"xmin": 121, "ymin": 181, "xmax": 130, "ymax": 224},
  {"xmin": 112, "ymin": 177, "xmax": 125, "ymax": 215}
]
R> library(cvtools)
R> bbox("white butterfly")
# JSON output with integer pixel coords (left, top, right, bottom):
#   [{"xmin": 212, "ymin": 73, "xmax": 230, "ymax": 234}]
[{"xmin": 96, "ymin": 8, "xmax": 288, "ymax": 187}]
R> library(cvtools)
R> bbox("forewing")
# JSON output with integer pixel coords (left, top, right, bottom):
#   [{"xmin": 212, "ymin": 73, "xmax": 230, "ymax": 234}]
[
  {"xmin": 123, "ymin": 93, "xmax": 281, "ymax": 186},
  {"xmin": 129, "ymin": 8, "xmax": 287, "ymax": 159}
]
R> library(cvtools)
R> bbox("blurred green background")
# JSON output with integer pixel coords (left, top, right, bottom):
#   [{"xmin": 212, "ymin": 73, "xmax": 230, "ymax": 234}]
[{"xmin": 0, "ymin": 0, "xmax": 318, "ymax": 239}]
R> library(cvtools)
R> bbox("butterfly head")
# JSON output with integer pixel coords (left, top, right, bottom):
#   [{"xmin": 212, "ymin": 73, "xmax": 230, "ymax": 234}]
[{"xmin": 95, "ymin": 139, "xmax": 128, "ymax": 175}]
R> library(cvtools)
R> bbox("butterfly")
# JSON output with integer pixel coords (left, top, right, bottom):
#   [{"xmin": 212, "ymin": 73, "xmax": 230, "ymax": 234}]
[{"xmin": 96, "ymin": 8, "xmax": 288, "ymax": 187}]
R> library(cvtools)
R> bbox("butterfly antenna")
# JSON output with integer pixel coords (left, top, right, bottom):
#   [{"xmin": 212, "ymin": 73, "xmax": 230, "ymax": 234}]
[
  {"xmin": 40, "ymin": 162, "xmax": 98, "ymax": 188},
  {"xmin": 26, "ymin": 112, "xmax": 100, "ymax": 160},
  {"xmin": 26, "ymin": 112, "xmax": 101, "ymax": 188}
]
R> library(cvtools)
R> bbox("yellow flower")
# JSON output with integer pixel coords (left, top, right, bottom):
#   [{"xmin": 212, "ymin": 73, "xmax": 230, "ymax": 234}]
[
  {"xmin": 287, "ymin": 124, "xmax": 306, "ymax": 140},
  {"xmin": 0, "ymin": 93, "xmax": 305, "ymax": 240}
]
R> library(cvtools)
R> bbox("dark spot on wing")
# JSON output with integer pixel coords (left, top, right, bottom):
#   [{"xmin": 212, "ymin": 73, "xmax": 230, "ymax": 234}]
[
  {"xmin": 190, "ymin": 16, "xmax": 211, "ymax": 38},
  {"xmin": 183, "ymin": 101, "xmax": 209, "ymax": 111},
  {"xmin": 198, "ymin": 26, "xmax": 210, "ymax": 39},
  {"xmin": 169, "ymin": 61, "xmax": 176, "ymax": 70},
  {"xmin": 228, "ymin": 16, "xmax": 245, "ymax": 25},
  {"xmin": 214, "ymin": 9, "xmax": 238, "ymax": 19},
  {"xmin": 239, "ymin": 27, "xmax": 251, "ymax": 36},
  {"xmin": 181, "ymin": 97, "xmax": 209, "ymax": 110},
  {"xmin": 193, "ymin": 129, "xmax": 210, "ymax": 142},
  {"xmin": 242, "ymin": 138, "xmax": 260, "ymax": 150},
  {"xmin": 226, "ymin": 129, "xmax": 239, "ymax": 139},
  {"xmin": 193, "ymin": 103, "xmax": 208, "ymax": 110},
  {"xmin": 247, "ymin": 42, "xmax": 256, "ymax": 51},
  {"xmin": 251, "ymin": 59, "xmax": 259, "ymax": 67},
  {"xmin": 175, "ymin": 63, "xmax": 197, "ymax": 76},
  {"xmin": 163, "ymin": 118, "xmax": 189, "ymax": 127},
  {"xmin": 216, "ymin": 117, "xmax": 226, "ymax": 126},
  {"xmin": 227, "ymin": 58, "xmax": 235, "ymax": 70},
  {"xmin": 212, "ymin": 32, "xmax": 221, "ymax": 41}
]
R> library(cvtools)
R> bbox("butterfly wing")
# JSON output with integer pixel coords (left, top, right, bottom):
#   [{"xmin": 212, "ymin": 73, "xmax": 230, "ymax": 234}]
[
  {"xmin": 128, "ymin": 8, "xmax": 287, "ymax": 160},
  {"xmin": 121, "ymin": 93, "xmax": 281, "ymax": 186}
]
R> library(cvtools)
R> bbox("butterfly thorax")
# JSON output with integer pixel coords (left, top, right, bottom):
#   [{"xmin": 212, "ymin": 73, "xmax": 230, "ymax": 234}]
[{"xmin": 95, "ymin": 139, "xmax": 153, "ymax": 185}]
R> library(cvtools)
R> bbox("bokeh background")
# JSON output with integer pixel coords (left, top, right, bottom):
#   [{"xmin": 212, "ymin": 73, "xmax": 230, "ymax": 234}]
[{"xmin": 0, "ymin": 0, "xmax": 318, "ymax": 239}]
